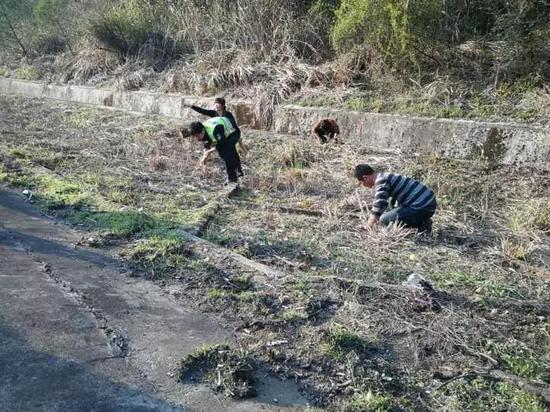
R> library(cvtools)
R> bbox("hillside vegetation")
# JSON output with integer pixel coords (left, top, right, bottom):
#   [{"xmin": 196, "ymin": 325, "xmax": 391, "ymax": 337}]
[{"xmin": 1, "ymin": 0, "xmax": 550, "ymax": 122}]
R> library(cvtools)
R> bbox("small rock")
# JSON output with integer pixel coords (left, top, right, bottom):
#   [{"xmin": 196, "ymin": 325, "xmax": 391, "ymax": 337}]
[
  {"xmin": 403, "ymin": 273, "xmax": 434, "ymax": 292},
  {"xmin": 22, "ymin": 189, "xmax": 33, "ymax": 201},
  {"xmin": 40, "ymin": 263, "xmax": 52, "ymax": 273}
]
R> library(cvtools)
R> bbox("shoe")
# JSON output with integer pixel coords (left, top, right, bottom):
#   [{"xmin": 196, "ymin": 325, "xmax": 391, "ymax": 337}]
[{"xmin": 417, "ymin": 219, "xmax": 433, "ymax": 234}]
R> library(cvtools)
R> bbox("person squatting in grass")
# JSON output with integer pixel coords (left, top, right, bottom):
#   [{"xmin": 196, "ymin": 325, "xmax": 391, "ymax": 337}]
[
  {"xmin": 188, "ymin": 117, "xmax": 243, "ymax": 184},
  {"xmin": 312, "ymin": 118, "xmax": 340, "ymax": 144},
  {"xmin": 184, "ymin": 97, "xmax": 247, "ymax": 159},
  {"xmin": 355, "ymin": 164, "xmax": 437, "ymax": 233}
]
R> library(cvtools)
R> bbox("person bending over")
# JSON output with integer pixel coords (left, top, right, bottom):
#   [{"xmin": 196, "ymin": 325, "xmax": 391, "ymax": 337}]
[
  {"xmin": 188, "ymin": 117, "xmax": 243, "ymax": 184},
  {"xmin": 312, "ymin": 118, "xmax": 340, "ymax": 144},
  {"xmin": 185, "ymin": 97, "xmax": 247, "ymax": 160},
  {"xmin": 355, "ymin": 164, "xmax": 436, "ymax": 233}
]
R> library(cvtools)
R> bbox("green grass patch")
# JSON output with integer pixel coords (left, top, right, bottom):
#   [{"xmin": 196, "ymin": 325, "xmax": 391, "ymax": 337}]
[
  {"xmin": 124, "ymin": 234, "xmax": 191, "ymax": 276},
  {"xmin": 64, "ymin": 109, "xmax": 100, "ymax": 129},
  {"xmin": 1, "ymin": 165, "xmax": 176, "ymax": 239},
  {"xmin": 282, "ymin": 309, "xmax": 309, "ymax": 322},
  {"xmin": 442, "ymin": 377, "xmax": 547, "ymax": 412},
  {"xmin": 202, "ymin": 224, "xmax": 238, "ymax": 245},
  {"xmin": 207, "ymin": 288, "xmax": 227, "ymax": 299},
  {"xmin": 15, "ymin": 66, "xmax": 39, "ymax": 80},
  {"xmin": 36, "ymin": 176, "xmax": 93, "ymax": 209},
  {"xmin": 495, "ymin": 383, "xmax": 547, "ymax": 412},
  {"xmin": 344, "ymin": 95, "xmax": 385, "ymax": 112},
  {"xmin": 231, "ymin": 275, "xmax": 253, "ymax": 290},
  {"xmin": 71, "ymin": 210, "xmax": 159, "ymax": 237},
  {"xmin": 485, "ymin": 341, "xmax": 549, "ymax": 381},
  {"xmin": 0, "ymin": 66, "xmax": 8, "ymax": 77},
  {"xmin": 292, "ymin": 279, "xmax": 311, "ymax": 293},
  {"xmin": 237, "ymin": 291, "xmax": 255, "ymax": 303},
  {"xmin": 533, "ymin": 199, "xmax": 550, "ymax": 234},
  {"xmin": 431, "ymin": 271, "xmax": 521, "ymax": 299},
  {"xmin": 345, "ymin": 390, "xmax": 392, "ymax": 412},
  {"xmin": 10, "ymin": 148, "xmax": 31, "ymax": 159},
  {"xmin": 321, "ymin": 323, "xmax": 370, "ymax": 360},
  {"xmin": 8, "ymin": 174, "xmax": 37, "ymax": 188}
]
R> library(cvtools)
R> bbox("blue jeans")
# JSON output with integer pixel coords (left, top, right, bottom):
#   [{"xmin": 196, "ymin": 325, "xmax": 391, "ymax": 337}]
[{"xmin": 379, "ymin": 199, "xmax": 436, "ymax": 232}]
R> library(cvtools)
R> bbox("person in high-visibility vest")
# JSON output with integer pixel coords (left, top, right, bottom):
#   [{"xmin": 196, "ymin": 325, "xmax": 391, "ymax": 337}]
[
  {"xmin": 183, "ymin": 97, "xmax": 248, "ymax": 156},
  {"xmin": 187, "ymin": 117, "xmax": 243, "ymax": 184}
]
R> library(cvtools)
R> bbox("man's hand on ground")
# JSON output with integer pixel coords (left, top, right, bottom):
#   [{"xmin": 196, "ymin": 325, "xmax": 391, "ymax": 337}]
[
  {"xmin": 200, "ymin": 148, "xmax": 216, "ymax": 166},
  {"xmin": 367, "ymin": 214, "xmax": 379, "ymax": 229}
]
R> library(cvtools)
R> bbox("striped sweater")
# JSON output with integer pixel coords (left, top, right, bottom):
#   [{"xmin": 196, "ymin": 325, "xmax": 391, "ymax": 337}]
[{"xmin": 371, "ymin": 173, "xmax": 436, "ymax": 217}]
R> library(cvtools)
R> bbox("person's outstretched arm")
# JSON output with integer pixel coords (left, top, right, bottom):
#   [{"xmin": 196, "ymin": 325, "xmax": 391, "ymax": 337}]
[
  {"xmin": 183, "ymin": 100, "xmax": 217, "ymax": 117},
  {"xmin": 190, "ymin": 105, "xmax": 217, "ymax": 117}
]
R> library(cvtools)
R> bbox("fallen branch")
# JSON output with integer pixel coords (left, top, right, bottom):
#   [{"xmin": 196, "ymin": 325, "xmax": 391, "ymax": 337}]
[
  {"xmin": 192, "ymin": 183, "xmax": 240, "ymax": 236},
  {"xmin": 482, "ymin": 297, "xmax": 550, "ymax": 316},
  {"xmin": 306, "ymin": 274, "xmax": 425, "ymax": 294},
  {"xmin": 175, "ymin": 228, "xmax": 286, "ymax": 288},
  {"xmin": 231, "ymin": 199, "xmax": 325, "ymax": 217}
]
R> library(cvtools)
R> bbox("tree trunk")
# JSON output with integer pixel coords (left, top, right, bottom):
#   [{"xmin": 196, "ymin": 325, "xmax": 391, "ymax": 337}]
[
  {"xmin": 56, "ymin": 19, "xmax": 74, "ymax": 55},
  {"xmin": 0, "ymin": 6, "xmax": 28, "ymax": 56}
]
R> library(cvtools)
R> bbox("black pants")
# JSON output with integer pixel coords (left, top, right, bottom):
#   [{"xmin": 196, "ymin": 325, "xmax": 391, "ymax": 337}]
[
  {"xmin": 216, "ymin": 132, "xmax": 242, "ymax": 183},
  {"xmin": 379, "ymin": 199, "xmax": 437, "ymax": 232}
]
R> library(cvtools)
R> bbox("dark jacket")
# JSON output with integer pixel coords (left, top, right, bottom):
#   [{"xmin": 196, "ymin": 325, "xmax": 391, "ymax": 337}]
[{"xmin": 190, "ymin": 106, "xmax": 240, "ymax": 133}]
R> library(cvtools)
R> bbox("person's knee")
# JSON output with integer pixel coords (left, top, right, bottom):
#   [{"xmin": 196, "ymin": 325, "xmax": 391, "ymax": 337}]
[{"xmin": 379, "ymin": 213, "xmax": 394, "ymax": 226}]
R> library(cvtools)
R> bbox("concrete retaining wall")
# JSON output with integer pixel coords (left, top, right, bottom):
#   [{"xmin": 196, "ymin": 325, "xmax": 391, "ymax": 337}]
[
  {"xmin": 1, "ymin": 78, "xmax": 548, "ymax": 169},
  {"xmin": 274, "ymin": 105, "xmax": 550, "ymax": 168}
]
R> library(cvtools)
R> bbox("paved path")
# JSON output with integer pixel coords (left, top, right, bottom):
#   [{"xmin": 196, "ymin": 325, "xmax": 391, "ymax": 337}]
[{"xmin": 0, "ymin": 188, "xmax": 307, "ymax": 411}]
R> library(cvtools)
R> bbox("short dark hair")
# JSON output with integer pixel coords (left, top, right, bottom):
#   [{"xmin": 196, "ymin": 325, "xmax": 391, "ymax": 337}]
[
  {"xmin": 214, "ymin": 97, "xmax": 226, "ymax": 107},
  {"xmin": 188, "ymin": 121, "xmax": 204, "ymax": 136},
  {"xmin": 354, "ymin": 164, "xmax": 375, "ymax": 179}
]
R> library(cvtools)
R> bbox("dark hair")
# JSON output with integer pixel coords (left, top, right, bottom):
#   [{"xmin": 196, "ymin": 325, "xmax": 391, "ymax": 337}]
[
  {"xmin": 188, "ymin": 121, "xmax": 204, "ymax": 136},
  {"xmin": 319, "ymin": 119, "xmax": 332, "ymax": 129},
  {"xmin": 214, "ymin": 97, "xmax": 226, "ymax": 107},
  {"xmin": 354, "ymin": 164, "xmax": 375, "ymax": 179}
]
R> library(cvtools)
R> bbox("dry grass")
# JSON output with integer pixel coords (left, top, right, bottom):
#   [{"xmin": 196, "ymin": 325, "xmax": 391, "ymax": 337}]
[
  {"xmin": 1, "ymin": 96, "xmax": 548, "ymax": 410},
  {"xmin": 61, "ymin": 47, "xmax": 120, "ymax": 83}
]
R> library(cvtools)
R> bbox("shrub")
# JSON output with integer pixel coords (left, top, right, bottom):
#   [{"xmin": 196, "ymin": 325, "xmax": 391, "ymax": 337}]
[
  {"xmin": 33, "ymin": 0, "xmax": 75, "ymax": 54},
  {"xmin": 34, "ymin": 35, "xmax": 66, "ymax": 54},
  {"xmin": 91, "ymin": 0, "xmax": 179, "ymax": 65},
  {"xmin": 15, "ymin": 65, "xmax": 39, "ymax": 80},
  {"xmin": 331, "ymin": 0, "xmax": 444, "ymax": 66}
]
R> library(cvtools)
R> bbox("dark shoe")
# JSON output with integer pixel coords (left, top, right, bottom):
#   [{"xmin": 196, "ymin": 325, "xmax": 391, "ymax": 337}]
[{"xmin": 417, "ymin": 219, "xmax": 433, "ymax": 234}]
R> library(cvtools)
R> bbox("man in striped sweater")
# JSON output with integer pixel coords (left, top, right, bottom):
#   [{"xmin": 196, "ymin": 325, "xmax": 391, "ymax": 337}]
[{"xmin": 355, "ymin": 164, "xmax": 437, "ymax": 233}]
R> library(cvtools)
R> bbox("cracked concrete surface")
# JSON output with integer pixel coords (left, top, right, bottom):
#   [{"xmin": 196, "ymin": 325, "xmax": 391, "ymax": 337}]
[{"xmin": 0, "ymin": 187, "xmax": 308, "ymax": 411}]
